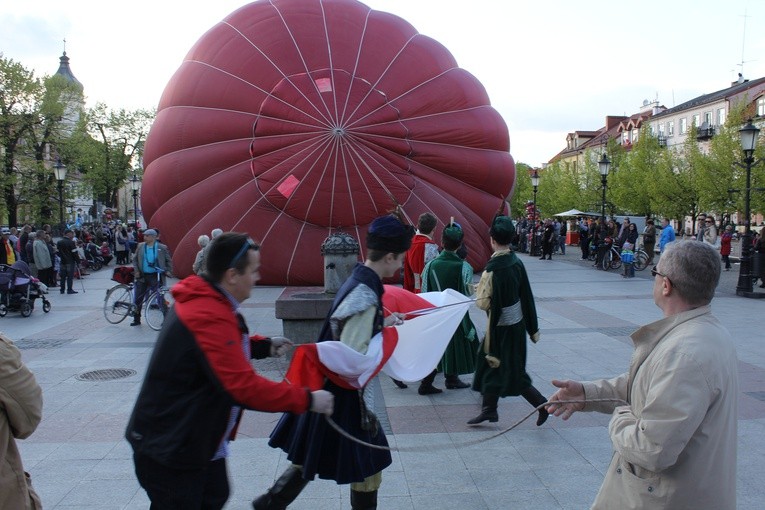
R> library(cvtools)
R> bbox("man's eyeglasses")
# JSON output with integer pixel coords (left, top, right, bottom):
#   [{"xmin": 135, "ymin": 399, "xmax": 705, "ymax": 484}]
[
  {"xmin": 705, "ymin": 220, "xmax": 712, "ymax": 223},
  {"xmin": 651, "ymin": 267, "xmax": 671, "ymax": 285},
  {"xmin": 229, "ymin": 237, "xmax": 259, "ymax": 268}
]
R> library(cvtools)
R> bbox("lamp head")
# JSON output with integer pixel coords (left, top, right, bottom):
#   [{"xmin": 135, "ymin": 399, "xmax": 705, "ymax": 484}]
[
  {"xmin": 739, "ymin": 120, "xmax": 760, "ymax": 159},
  {"xmin": 598, "ymin": 153, "xmax": 611, "ymax": 177}
]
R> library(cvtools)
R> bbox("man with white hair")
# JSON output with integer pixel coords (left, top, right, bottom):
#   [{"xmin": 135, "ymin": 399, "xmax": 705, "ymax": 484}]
[{"xmin": 547, "ymin": 240, "xmax": 738, "ymax": 509}]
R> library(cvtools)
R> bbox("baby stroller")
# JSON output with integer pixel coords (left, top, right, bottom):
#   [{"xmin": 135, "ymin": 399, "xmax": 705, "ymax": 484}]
[{"xmin": 0, "ymin": 261, "xmax": 52, "ymax": 317}]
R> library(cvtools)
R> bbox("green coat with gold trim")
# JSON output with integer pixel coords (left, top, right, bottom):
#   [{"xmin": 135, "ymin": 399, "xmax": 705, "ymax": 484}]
[{"xmin": 471, "ymin": 250, "xmax": 539, "ymax": 396}]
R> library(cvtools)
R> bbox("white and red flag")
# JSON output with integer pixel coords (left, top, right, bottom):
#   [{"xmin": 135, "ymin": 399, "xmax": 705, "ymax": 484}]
[{"xmin": 285, "ymin": 287, "xmax": 473, "ymax": 390}]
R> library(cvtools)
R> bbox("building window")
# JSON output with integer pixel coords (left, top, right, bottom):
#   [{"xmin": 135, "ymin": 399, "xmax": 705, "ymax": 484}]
[
  {"xmin": 658, "ymin": 124, "xmax": 665, "ymax": 136},
  {"xmin": 622, "ymin": 131, "xmax": 630, "ymax": 144},
  {"xmin": 703, "ymin": 112, "xmax": 712, "ymax": 125},
  {"xmin": 692, "ymin": 114, "xmax": 700, "ymax": 126},
  {"xmin": 632, "ymin": 129, "xmax": 639, "ymax": 142},
  {"xmin": 668, "ymin": 121, "xmax": 675, "ymax": 136},
  {"xmin": 680, "ymin": 118, "xmax": 687, "ymax": 134},
  {"xmin": 758, "ymin": 97, "xmax": 765, "ymax": 117},
  {"xmin": 717, "ymin": 108, "xmax": 726, "ymax": 126}
]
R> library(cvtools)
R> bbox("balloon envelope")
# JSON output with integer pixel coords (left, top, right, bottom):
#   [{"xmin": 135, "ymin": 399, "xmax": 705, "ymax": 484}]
[{"xmin": 143, "ymin": 0, "xmax": 515, "ymax": 285}]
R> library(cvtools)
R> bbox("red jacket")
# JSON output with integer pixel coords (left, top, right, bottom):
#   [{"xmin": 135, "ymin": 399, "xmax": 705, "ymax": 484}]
[
  {"xmin": 126, "ymin": 275, "xmax": 310, "ymax": 468},
  {"xmin": 403, "ymin": 234, "xmax": 438, "ymax": 293}
]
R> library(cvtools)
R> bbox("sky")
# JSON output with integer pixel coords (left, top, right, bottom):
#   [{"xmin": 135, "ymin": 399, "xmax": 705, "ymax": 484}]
[{"xmin": 2, "ymin": 0, "xmax": 764, "ymax": 167}]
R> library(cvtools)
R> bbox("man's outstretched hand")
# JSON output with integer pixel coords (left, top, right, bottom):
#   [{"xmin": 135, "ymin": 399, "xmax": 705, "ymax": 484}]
[{"xmin": 545, "ymin": 379, "xmax": 585, "ymax": 420}]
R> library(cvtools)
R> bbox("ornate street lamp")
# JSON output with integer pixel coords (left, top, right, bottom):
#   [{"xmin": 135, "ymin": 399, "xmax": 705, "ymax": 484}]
[
  {"xmin": 598, "ymin": 153, "xmax": 611, "ymax": 221},
  {"xmin": 734, "ymin": 120, "xmax": 764, "ymax": 298},
  {"xmin": 530, "ymin": 169, "xmax": 541, "ymax": 256},
  {"xmin": 53, "ymin": 159, "xmax": 67, "ymax": 234},
  {"xmin": 130, "ymin": 173, "xmax": 141, "ymax": 228}
]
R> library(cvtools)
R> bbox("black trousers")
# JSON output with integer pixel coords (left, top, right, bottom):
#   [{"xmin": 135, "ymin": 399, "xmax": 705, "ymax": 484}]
[{"xmin": 134, "ymin": 454, "xmax": 229, "ymax": 510}]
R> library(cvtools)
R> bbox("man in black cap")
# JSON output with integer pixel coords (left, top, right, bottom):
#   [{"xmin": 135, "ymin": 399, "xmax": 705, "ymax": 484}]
[
  {"xmin": 256, "ymin": 214, "xmax": 414, "ymax": 510},
  {"xmin": 468, "ymin": 215, "xmax": 549, "ymax": 426},
  {"xmin": 56, "ymin": 229, "xmax": 80, "ymax": 294},
  {"xmin": 421, "ymin": 221, "xmax": 478, "ymax": 390},
  {"xmin": 131, "ymin": 228, "xmax": 172, "ymax": 326}
]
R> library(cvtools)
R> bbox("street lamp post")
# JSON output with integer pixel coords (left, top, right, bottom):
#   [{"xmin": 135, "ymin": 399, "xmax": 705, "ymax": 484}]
[
  {"xmin": 530, "ymin": 170, "xmax": 540, "ymax": 256},
  {"xmin": 598, "ymin": 153, "xmax": 611, "ymax": 221},
  {"xmin": 734, "ymin": 120, "xmax": 764, "ymax": 298},
  {"xmin": 129, "ymin": 174, "xmax": 141, "ymax": 228},
  {"xmin": 53, "ymin": 159, "xmax": 67, "ymax": 235}
]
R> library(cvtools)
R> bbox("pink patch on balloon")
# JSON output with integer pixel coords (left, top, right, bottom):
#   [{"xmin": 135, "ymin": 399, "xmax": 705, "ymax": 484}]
[
  {"xmin": 141, "ymin": 0, "xmax": 515, "ymax": 285},
  {"xmin": 277, "ymin": 175, "xmax": 300, "ymax": 198}
]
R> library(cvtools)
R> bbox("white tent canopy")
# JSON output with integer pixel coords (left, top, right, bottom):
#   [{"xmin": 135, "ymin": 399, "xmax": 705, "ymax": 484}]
[{"xmin": 554, "ymin": 209, "xmax": 600, "ymax": 217}]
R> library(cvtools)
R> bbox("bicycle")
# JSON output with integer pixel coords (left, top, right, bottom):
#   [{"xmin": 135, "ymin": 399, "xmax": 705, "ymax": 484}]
[
  {"xmin": 103, "ymin": 267, "xmax": 173, "ymax": 330},
  {"xmin": 603, "ymin": 244, "xmax": 650, "ymax": 272}
]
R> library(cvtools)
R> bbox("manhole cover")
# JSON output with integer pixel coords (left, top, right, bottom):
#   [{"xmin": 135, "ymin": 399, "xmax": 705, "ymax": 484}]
[{"xmin": 76, "ymin": 368, "xmax": 137, "ymax": 381}]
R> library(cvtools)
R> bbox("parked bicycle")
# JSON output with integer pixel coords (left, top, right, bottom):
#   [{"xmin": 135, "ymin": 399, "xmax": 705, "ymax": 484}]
[
  {"xmin": 589, "ymin": 240, "xmax": 649, "ymax": 272},
  {"xmin": 103, "ymin": 267, "xmax": 173, "ymax": 331},
  {"xmin": 603, "ymin": 244, "xmax": 650, "ymax": 271}
]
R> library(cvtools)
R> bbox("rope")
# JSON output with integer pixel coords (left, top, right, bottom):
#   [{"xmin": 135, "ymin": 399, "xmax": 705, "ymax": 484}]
[{"xmin": 323, "ymin": 398, "xmax": 628, "ymax": 453}]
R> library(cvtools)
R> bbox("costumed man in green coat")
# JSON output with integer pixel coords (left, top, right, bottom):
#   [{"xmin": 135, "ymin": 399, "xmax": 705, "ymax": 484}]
[
  {"xmin": 421, "ymin": 221, "xmax": 478, "ymax": 389},
  {"xmin": 468, "ymin": 215, "xmax": 549, "ymax": 426}
]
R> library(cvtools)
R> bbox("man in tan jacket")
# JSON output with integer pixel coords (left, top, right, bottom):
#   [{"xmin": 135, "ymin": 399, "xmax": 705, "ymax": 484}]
[
  {"xmin": 0, "ymin": 333, "xmax": 43, "ymax": 509},
  {"xmin": 547, "ymin": 240, "xmax": 738, "ymax": 509}
]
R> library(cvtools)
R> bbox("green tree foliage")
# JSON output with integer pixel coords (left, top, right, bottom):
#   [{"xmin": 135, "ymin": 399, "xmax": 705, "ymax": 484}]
[
  {"xmin": 610, "ymin": 126, "xmax": 661, "ymax": 217},
  {"xmin": 0, "ymin": 55, "xmax": 44, "ymax": 225},
  {"xmin": 510, "ymin": 161, "xmax": 532, "ymax": 217},
  {"xmin": 65, "ymin": 103, "xmax": 154, "ymax": 207},
  {"xmin": 535, "ymin": 159, "xmax": 583, "ymax": 217}
]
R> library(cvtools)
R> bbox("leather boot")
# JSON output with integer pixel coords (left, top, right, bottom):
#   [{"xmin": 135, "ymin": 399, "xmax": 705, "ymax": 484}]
[
  {"xmin": 130, "ymin": 311, "xmax": 141, "ymax": 326},
  {"xmin": 444, "ymin": 374, "xmax": 470, "ymax": 389},
  {"xmin": 252, "ymin": 466, "xmax": 309, "ymax": 510},
  {"xmin": 418, "ymin": 369, "xmax": 443, "ymax": 395},
  {"xmin": 467, "ymin": 394, "xmax": 499, "ymax": 425},
  {"xmin": 521, "ymin": 386, "xmax": 549, "ymax": 426},
  {"xmin": 350, "ymin": 489, "xmax": 377, "ymax": 510}
]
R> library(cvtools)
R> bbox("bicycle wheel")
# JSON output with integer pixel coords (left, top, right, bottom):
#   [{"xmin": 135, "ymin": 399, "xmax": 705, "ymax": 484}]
[
  {"xmin": 104, "ymin": 284, "xmax": 133, "ymax": 324},
  {"xmin": 601, "ymin": 251, "xmax": 611, "ymax": 271},
  {"xmin": 145, "ymin": 289, "xmax": 173, "ymax": 331},
  {"xmin": 610, "ymin": 249, "xmax": 622, "ymax": 270},
  {"xmin": 634, "ymin": 250, "xmax": 649, "ymax": 271}
]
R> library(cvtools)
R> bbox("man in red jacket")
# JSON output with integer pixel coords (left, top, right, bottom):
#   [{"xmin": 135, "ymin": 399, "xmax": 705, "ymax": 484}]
[
  {"xmin": 403, "ymin": 212, "xmax": 439, "ymax": 293},
  {"xmin": 126, "ymin": 232, "xmax": 333, "ymax": 509}
]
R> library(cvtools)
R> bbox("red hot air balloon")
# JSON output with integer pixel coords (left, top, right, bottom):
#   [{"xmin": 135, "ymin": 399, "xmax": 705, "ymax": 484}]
[{"xmin": 142, "ymin": 0, "xmax": 515, "ymax": 285}]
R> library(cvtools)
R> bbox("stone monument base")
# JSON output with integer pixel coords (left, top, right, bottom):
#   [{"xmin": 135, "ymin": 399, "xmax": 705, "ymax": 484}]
[{"xmin": 275, "ymin": 286, "xmax": 334, "ymax": 345}]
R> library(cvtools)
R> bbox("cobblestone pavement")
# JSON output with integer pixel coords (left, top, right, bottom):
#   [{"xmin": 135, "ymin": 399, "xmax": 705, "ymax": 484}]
[{"xmin": 3, "ymin": 248, "xmax": 763, "ymax": 509}]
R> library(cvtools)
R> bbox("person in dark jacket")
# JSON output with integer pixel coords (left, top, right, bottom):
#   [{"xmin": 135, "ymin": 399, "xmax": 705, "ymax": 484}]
[
  {"xmin": 56, "ymin": 229, "xmax": 80, "ymax": 294},
  {"xmin": 540, "ymin": 219, "xmax": 555, "ymax": 260},
  {"xmin": 468, "ymin": 215, "xmax": 548, "ymax": 427},
  {"xmin": 126, "ymin": 232, "xmax": 334, "ymax": 510}
]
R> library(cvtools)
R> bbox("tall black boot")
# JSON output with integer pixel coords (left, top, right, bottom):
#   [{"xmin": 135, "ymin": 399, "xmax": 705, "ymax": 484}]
[
  {"xmin": 418, "ymin": 369, "xmax": 443, "ymax": 395},
  {"xmin": 350, "ymin": 489, "xmax": 377, "ymax": 510},
  {"xmin": 467, "ymin": 394, "xmax": 499, "ymax": 425},
  {"xmin": 252, "ymin": 466, "xmax": 309, "ymax": 510},
  {"xmin": 130, "ymin": 311, "xmax": 141, "ymax": 326},
  {"xmin": 521, "ymin": 386, "xmax": 549, "ymax": 426}
]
